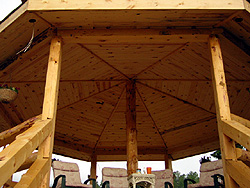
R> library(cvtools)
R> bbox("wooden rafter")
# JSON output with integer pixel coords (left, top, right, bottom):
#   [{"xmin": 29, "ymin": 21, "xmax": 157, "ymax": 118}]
[
  {"xmin": 132, "ymin": 43, "xmax": 188, "ymax": 79},
  {"xmin": 57, "ymin": 81, "xmax": 125, "ymax": 111},
  {"xmin": 0, "ymin": 103, "xmax": 16, "ymax": 129},
  {"xmin": 137, "ymin": 81, "xmax": 216, "ymax": 114},
  {"xmin": 136, "ymin": 87, "xmax": 168, "ymax": 150},
  {"xmin": 214, "ymin": 10, "xmax": 243, "ymax": 27},
  {"xmin": 77, "ymin": 44, "xmax": 129, "ymax": 79},
  {"xmin": 169, "ymin": 136, "xmax": 220, "ymax": 158},
  {"xmin": 162, "ymin": 115, "xmax": 216, "ymax": 134},
  {"xmin": 222, "ymin": 29, "xmax": 250, "ymax": 58},
  {"xmin": 93, "ymin": 87, "xmax": 125, "ymax": 151},
  {"xmin": 96, "ymin": 146, "xmax": 166, "ymax": 155},
  {"xmin": 53, "ymin": 139, "xmax": 93, "ymax": 161},
  {"xmin": 132, "ymin": 79, "xmax": 250, "ymax": 82},
  {"xmin": 58, "ymin": 28, "xmax": 223, "ymax": 45},
  {"xmin": 9, "ymin": 103, "xmax": 24, "ymax": 122}
]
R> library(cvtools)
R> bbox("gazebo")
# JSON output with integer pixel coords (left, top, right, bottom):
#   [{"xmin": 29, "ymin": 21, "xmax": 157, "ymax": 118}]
[{"xmin": 0, "ymin": 0, "xmax": 250, "ymax": 187}]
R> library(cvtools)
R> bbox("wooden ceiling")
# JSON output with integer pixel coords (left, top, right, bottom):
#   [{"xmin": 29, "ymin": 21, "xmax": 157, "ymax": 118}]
[{"xmin": 0, "ymin": 0, "xmax": 250, "ymax": 162}]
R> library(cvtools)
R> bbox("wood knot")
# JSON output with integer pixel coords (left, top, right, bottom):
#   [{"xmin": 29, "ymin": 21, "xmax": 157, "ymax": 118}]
[
  {"xmin": 0, "ymin": 156, "xmax": 5, "ymax": 161},
  {"xmin": 219, "ymin": 81, "xmax": 225, "ymax": 87}
]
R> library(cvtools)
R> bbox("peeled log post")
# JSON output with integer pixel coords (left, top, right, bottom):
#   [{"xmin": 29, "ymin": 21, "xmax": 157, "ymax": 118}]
[
  {"xmin": 165, "ymin": 154, "xmax": 173, "ymax": 170},
  {"xmin": 209, "ymin": 35, "xmax": 237, "ymax": 187},
  {"xmin": 126, "ymin": 80, "xmax": 138, "ymax": 176},
  {"xmin": 90, "ymin": 153, "xmax": 97, "ymax": 180}
]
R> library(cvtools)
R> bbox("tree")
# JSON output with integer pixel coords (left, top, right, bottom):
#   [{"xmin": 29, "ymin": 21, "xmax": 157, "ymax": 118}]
[
  {"xmin": 174, "ymin": 171, "xmax": 199, "ymax": 188},
  {"xmin": 186, "ymin": 171, "xmax": 199, "ymax": 183},
  {"xmin": 174, "ymin": 171, "xmax": 186, "ymax": 188}
]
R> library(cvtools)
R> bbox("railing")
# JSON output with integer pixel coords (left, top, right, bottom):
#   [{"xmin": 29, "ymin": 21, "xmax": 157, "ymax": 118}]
[
  {"xmin": 0, "ymin": 114, "xmax": 52, "ymax": 187},
  {"xmin": 0, "ymin": 36, "xmax": 61, "ymax": 188},
  {"xmin": 221, "ymin": 113, "xmax": 250, "ymax": 187}
]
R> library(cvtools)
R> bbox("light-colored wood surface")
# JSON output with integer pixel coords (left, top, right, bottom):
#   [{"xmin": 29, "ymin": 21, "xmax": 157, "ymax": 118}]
[
  {"xmin": 126, "ymin": 80, "xmax": 138, "ymax": 176},
  {"xmin": 0, "ymin": 119, "xmax": 52, "ymax": 187},
  {"xmin": 58, "ymin": 29, "xmax": 221, "ymax": 44},
  {"xmin": 17, "ymin": 152, "xmax": 38, "ymax": 172},
  {"xmin": 221, "ymin": 120, "xmax": 250, "ymax": 151},
  {"xmin": 236, "ymin": 148, "xmax": 250, "ymax": 167},
  {"xmin": 0, "ymin": 0, "xmax": 250, "ymax": 164},
  {"xmin": 231, "ymin": 113, "xmax": 250, "ymax": 128},
  {"xmin": 226, "ymin": 160, "xmax": 250, "ymax": 187},
  {"xmin": 14, "ymin": 158, "xmax": 50, "ymax": 188},
  {"xmin": 38, "ymin": 36, "xmax": 62, "ymax": 187},
  {"xmin": 28, "ymin": 0, "xmax": 245, "ymax": 10},
  {"xmin": 0, "ymin": 115, "xmax": 41, "ymax": 147},
  {"xmin": 209, "ymin": 35, "xmax": 238, "ymax": 188}
]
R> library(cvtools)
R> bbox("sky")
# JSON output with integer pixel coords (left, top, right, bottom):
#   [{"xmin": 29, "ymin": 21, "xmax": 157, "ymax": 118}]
[{"xmin": 0, "ymin": 0, "xmax": 217, "ymax": 186}]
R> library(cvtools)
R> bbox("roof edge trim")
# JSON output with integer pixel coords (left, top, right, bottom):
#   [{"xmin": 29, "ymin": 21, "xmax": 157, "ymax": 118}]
[
  {"xmin": 0, "ymin": 2, "xmax": 28, "ymax": 33},
  {"xmin": 27, "ymin": 0, "xmax": 246, "ymax": 11}
]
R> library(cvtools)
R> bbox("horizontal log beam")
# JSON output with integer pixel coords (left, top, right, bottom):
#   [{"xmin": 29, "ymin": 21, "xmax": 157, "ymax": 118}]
[
  {"xmin": 231, "ymin": 113, "xmax": 250, "ymax": 128},
  {"xmin": 15, "ymin": 158, "xmax": 50, "ymax": 188},
  {"xmin": 17, "ymin": 152, "xmax": 38, "ymax": 172},
  {"xmin": 221, "ymin": 120, "xmax": 250, "ymax": 151},
  {"xmin": 236, "ymin": 148, "xmax": 250, "ymax": 167},
  {"xmin": 53, "ymin": 139, "xmax": 92, "ymax": 161},
  {"xmin": 0, "ymin": 119, "xmax": 52, "ymax": 187},
  {"xmin": 169, "ymin": 137, "xmax": 220, "ymax": 160},
  {"xmin": 54, "ymin": 139, "xmax": 93, "ymax": 154},
  {"xmin": 28, "ymin": 0, "xmax": 245, "ymax": 10},
  {"xmin": 58, "ymin": 28, "xmax": 223, "ymax": 44},
  {"xmin": 95, "ymin": 147, "xmax": 167, "ymax": 155},
  {"xmin": 0, "ymin": 115, "xmax": 41, "ymax": 147},
  {"xmin": 226, "ymin": 160, "xmax": 250, "ymax": 187},
  {"xmin": 97, "ymin": 154, "xmax": 166, "ymax": 161}
]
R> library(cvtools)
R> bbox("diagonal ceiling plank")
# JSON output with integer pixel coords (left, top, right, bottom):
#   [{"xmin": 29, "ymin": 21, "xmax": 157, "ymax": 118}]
[
  {"xmin": 133, "ymin": 43, "xmax": 188, "ymax": 79},
  {"xmin": 93, "ymin": 87, "xmax": 125, "ymax": 152},
  {"xmin": 137, "ymin": 81, "xmax": 215, "ymax": 115},
  {"xmin": 77, "ymin": 43, "xmax": 130, "ymax": 80},
  {"xmin": 58, "ymin": 28, "xmax": 223, "ymax": 44},
  {"xmin": 136, "ymin": 87, "xmax": 168, "ymax": 150},
  {"xmin": 57, "ymin": 81, "xmax": 125, "ymax": 111},
  {"xmin": 0, "ymin": 103, "xmax": 17, "ymax": 130}
]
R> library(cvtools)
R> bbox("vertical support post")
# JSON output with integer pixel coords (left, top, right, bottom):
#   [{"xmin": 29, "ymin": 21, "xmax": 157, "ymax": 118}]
[
  {"xmin": 90, "ymin": 153, "xmax": 97, "ymax": 180},
  {"xmin": 209, "ymin": 35, "xmax": 238, "ymax": 188},
  {"xmin": 38, "ymin": 36, "xmax": 62, "ymax": 187},
  {"xmin": 165, "ymin": 154, "xmax": 173, "ymax": 170},
  {"xmin": 126, "ymin": 80, "xmax": 138, "ymax": 176}
]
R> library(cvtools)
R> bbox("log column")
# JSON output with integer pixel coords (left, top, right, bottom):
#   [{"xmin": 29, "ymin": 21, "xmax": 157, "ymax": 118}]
[
  {"xmin": 38, "ymin": 36, "xmax": 62, "ymax": 187},
  {"xmin": 90, "ymin": 153, "xmax": 97, "ymax": 180},
  {"xmin": 126, "ymin": 80, "xmax": 138, "ymax": 176},
  {"xmin": 209, "ymin": 35, "xmax": 238, "ymax": 188},
  {"xmin": 165, "ymin": 154, "xmax": 173, "ymax": 170}
]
